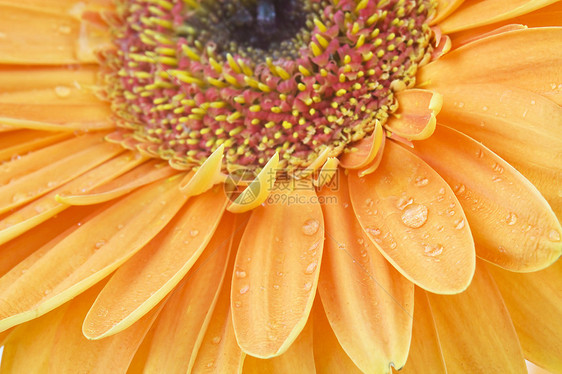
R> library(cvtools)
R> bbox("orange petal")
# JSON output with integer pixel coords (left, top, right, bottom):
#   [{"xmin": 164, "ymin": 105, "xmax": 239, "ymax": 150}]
[
  {"xmin": 126, "ymin": 323, "xmax": 157, "ymax": 374},
  {"xmin": 339, "ymin": 123, "xmax": 384, "ymax": 169},
  {"xmin": 0, "ymin": 130, "xmax": 70, "ymax": 162},
  {"xmin": 49, "ymin": 285, "xmax": 161, "ymax": 373},
  {"xmin": 191, "ymin": 216, "xmax": 248, "ymax": 373},
  {"xmin": 57, "ymin": 160, "xmax": 175, "ymax": 205},
  {"xmin": 430, "ymin": 0, "xmax": 464, "ymax": 25},
  {"xmin": 179, "ymin": 144, "xmax": 224, "ymax": 198},
  {"xmin": 83, "ymin": 186, "xmax": 228, "ymax": 339},
  {"xmin": 0, "ymin": 303, "xmax": 70, "ymax": 373},
  {"xmin": 438, "ymin": 0, "xmax": 559, "ymax": 33},
  {"xmin": 434, "ymin": 83, "xmax": 562, "ymax": 220},
  {"xmin": 488, "ymin": 260, "xmax": 562, "ymax": 372},
  {"xmin": 0, "ymin": 151, "xmax": 145, "ymax": 245},
  {"xmin": 312, "ymin": 302, "xmax": 362, "ymax": 374},
  {"xmin": 318, "ymin": 171, "xmax": 414, "ymax": 372},
  {"xmin": 0, "ymin": 139, "xmax": 122, "ymax": 214},
  {"xmin": 140, "ymin": 213, "xmax": 235, "ymax": 373},
  {"xmin": 0, "ymin": 176, "xmax": 186, "ymax": 332},
  {"xmin": 427, "ymin": 261, "xmax": 527, "ymax": 373},
  {"xmin": 419, "ymin": 28, "xmax": 562, "ymax": 105},
  {"xmin": 0, "ymin": 65, "xmax": 99, "ymax": 92},
  {"xmin": 348, "ymin": 140, "xmax": 475, "ymax": 294},
  {"xmin": 452, "ymin": 24, "xmax": 527, "ymax": 49},
  {"xmin": 231, "ymin": 181, "xmax": 324, "ymax": 358},
  {"xmin": 410, "ymin": 125, "xmax": 561, "ymax": 271},
  {"xmin": 0, "ymin": 205, "xmax": 95, "ymax": 277},
  {"xmin": 0, "ymin": 4, "xmax": 80, "ymax": 64},
  {"xmin": 399, "ymin": 289, "xmax": 446, "ymax": 374},
  {"xmin": 227, "ymin": 152, "xmax": 280, "ymax": 213},
  {"xmin": 243, "ymin": 319, "xmax": 315, "ymax": 374},
  {"xmin": 385, "ymin": 89, "xmax": 442, "ymax": 141}
]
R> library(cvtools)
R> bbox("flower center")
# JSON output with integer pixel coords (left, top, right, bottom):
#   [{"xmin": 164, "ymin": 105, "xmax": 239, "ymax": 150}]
[{"xmin": 103, "ymin": 0, "xmax": 435, "ymax": 173}]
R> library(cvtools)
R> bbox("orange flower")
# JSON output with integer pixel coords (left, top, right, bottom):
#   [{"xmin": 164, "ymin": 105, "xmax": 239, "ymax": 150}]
[{"xmin": 0, "ymin": 0, "xmax": 561, "ymax": 373}]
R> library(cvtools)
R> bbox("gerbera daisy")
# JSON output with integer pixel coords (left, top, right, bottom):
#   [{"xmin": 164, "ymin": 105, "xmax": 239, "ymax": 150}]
[{"xmin": 0, "ymin": 0, "xmax": 560, "ymax": 372}]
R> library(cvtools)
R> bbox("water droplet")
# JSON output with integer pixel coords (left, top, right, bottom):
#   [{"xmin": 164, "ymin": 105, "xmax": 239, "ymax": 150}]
[
  {"xmin": 54, "ymin": 85, "xmax": 71, "ymax": 98},
  {"xmin": 303, "ymin": 282, "xmax": 312, "ymax": 291},
  {"xmin": 365, "ymin": 227, "xmax": 381, "ymax": 236},
  {"xmin": 498, "ymin": 246, "xmax": 506, "ymax": 253},
  {"xmin": 117, "ymin": 224, "xmax": 124, "ymax": 230},
  {"xmin": 548, "ymin": 230, "xmax": 561, "ymax": 242},
  {"xmin": 423, "ymin": 244, "xmax": 443, "ymax": 257},
  {"xmin": 234, "ymin": 301, "xmax": 242, "ymax": 308},
  {"xmin": 401, "ymin": 204, "xmax": 429, "ymax": 228},
  {"xmin": 343, "ymin": 202, "xmax": 350, "ymax": 208},
  {"xmin": 302, "ymin": 219, "xmax": 320, "ymax": 236},
  {"xmin": 414, "ymin": 176, "xmax": 429, "ymax": 187},
  {"xmin": 190, "ymin": 229, "xmax": 199, "ymax": 237},
  {"xmin": 272, "ymin": 284, "xmax": 280, "ymax": 290},
  {"xmin": 235, "ymin": 268, "xmax": 247, "ymax": 278},
  {"xmin": 365, "ymin": 198, "xmax": 374, "ymax": 208},
  {"xmin": 239, "ymin": 285, "xmax": 249, "ymax": 294},
  {"xmin": 305, "ymin": 261, "xmax": 318, "ymax": 274},
  {"xmin": 453, "ymin": 184, "xmax": 466, "ymax": 195},
  {"xmin": 95, "ymin": 240, "xmax": 106, "ymax": 249},
  {"xmin": 482, "ymin": 105, "xmax": 488, "ymax": 111},
  {"xmin": 530, "ymin": 99, "xmax": 536, "ymax": 105},
  {"xmin": 454, "ymin": 218, "xmax": 465, "ymax": 230},
  {"xmin": 505, "ymin": 212, "xmax": 518, "ymax": 226},
  {"xmin": 212, "ymin": 336, "xmax": 222, "ymax": 344},
  {"xmin": 44, "ymin": 289, "xmax": 52, "ymax": 296},
  {"xmin": 58, "ymin": 25, "xmax": 72, "ymax": 34},
  {"xmin": 206, "ymin": 362, "xmax": 214, "ymax": 368},
  {"xmin": 11, "ymin": 192, "xmax": 27, "ymax": 203},
  {"xmin": 396, "ymin": 196, "xmax": 414, "ymax": 210},
  {"xmin": 457, "ymin": 102, "xmax": 465, "ymax": 108}
]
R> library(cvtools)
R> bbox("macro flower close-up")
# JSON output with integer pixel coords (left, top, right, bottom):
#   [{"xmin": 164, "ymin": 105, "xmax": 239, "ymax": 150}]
[{"xmin": 0, "ymin": 0, "xmax": 561, "ymax": 372}]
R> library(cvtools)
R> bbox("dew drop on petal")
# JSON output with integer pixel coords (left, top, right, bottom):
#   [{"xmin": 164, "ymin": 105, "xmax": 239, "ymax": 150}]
[
  {"xmin": 272, "ymin": 284, "xmax": 280, "ymax": 290},
  {"xmin": 505, "ymin": 212, "xmax": 518, "ymax": 226},
  {"xmin": 239, "ymin": 285, "xmax": 250, "ymax": 294},
  {"xmin": 453, "ymin": 184, "xmax": 466, "ymax": 195},
  {"xmin": 211, "ymin": 336, "xmax": 222, "ymax": 344},
  {"xmin": 235, "ymin": 268, "xmax": 247, "ymax": 278},
  {"xmin": 302, "ymin": 219, "xmax": 320, "ymax": 236},
  {"xmin": 54, "ymin": 85, "xmax": 71, "ymax": 98},
  {"xmin": 548, "ymin": 230, "xmax": 561, "ymax": 242},
  {"xmin": 423, "ymin": 244, "xmax": 443, "ymax": 257},
  {"xmin": 305, "ymin": 261, "xmax": 318, "ymax": 274},
  {"xmin": 190, "ymin": 229, "xmax": 200, "ymax": 237},
  {"xmin": 454, "ymin": 218, "xmax": 465, "ymax": 230},
  {"xmin": 414, "ymin": 176, "xmax": 429, "ymax": 187},
  {"xmin": 396, "ymin": 196, "xmax": 414, "ymax": 210},
  {"xmin": 401, "ymin": 204, "xmax": 428, "ymax": 228},
  {"xmin": 303, "ymin": 282, "xmax": 312, "ymax": 291}
]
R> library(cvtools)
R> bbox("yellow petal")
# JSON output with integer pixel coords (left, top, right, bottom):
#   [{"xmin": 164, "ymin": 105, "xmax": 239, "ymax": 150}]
[
  {"xmin": 231, "ymin": 181, "xmax": 324, "ymax": 358},
  {"xmin": 434, "ymin": 83, "xmax": 562, "ymax": 220},
  {"xmin": 142, "ymin": 213, "xmax": 235, "ymax": 373},
  {"xmin": 399, "ymin": 289, "xmax": 446, "ymax": 374},
  {"xmin": 318, "ymin": 170, "xmax": 414, "ymax": 373},
  {"xmin": 419, "ymin": 28, "xmax": 562, "ymax": 105},
  {"xmin": 312, "ymin": 302, "xmax": 362, "ymax": 374},
  {"xmin": 180, "ymin": 144, "xmax": 224, "ymax": 198},
  {"xmin": 243, "ymin": 320, "xmax": 315, "ymax": 374},
  {"xmin": 192, "ymin": 217, "xmax": 248, "ymax": 373},
  {"xmin": 438, "ymin": 0, "xmax": 559, "ymax": 33},
  {"xmin": 385, "ymin": 89, "xmax": 442, "ymax": 141},
  {"xmin": 0, "ymin": 305, "xmax": 69, "ymax": 373},
  {"xmin": 0, "ymin": 151, "xmax": 145, "ymax": 245},
  {"xmin": 427, "ymin": 261, "xmax": 527, "ymax": 373},
  {"xmin": 83, "ymin": 186, "xmax": 228, "ymax": 339},
  {"xmin": 488, "ymin": 260, "xmax": 562, "ymax": 373},
  {"xmin": 49, "ymin": 285, "xmax": 161, "ymax": 374},
  {"xmin": 339, "ymin": 123, "xmax": 384, "ymax": 169},
  {"xmin": 348, "ymin": 140, "xmax": 475, "ymax": 294},
  {"xmin": 0, "ymin": 4, "xmax": 80, "ymax": 64},
  {"xmin": 57, "ymin": 160, "xmax": 175, "ymax": 205},
  {"xmin": 410, "ymin": 125, "xmax": 561, "ymax": 271},
  {"xmin": 0, "ymin": 130, "xmax": 70, "ymax": 162},
  {"xmin": 0, "ymin": 138, "xmax": 121, "ymax": 214},
  {"xmin": 227, "ymin": 152, "xmax": 280, "ymax": 213},
  {"xmin": 430, "ymin": 0, "xmax": 464, "ymax": 25},
  {"xmin": 0, "ymin": 176, "xmax": 186, "ymax": 332}
]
